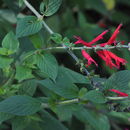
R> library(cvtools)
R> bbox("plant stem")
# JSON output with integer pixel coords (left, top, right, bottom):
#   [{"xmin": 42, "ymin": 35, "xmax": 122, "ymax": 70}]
[
  {"xmin": 23, "ymin": 0, "xmax": 90, "ymax": 76},
  {"xmin": 57, "ymin": 98, "xmax": 79, "ymax": 105},
  {"xmin": 44, "ymin": 45, "xmax": 129, "ymax": 51}
]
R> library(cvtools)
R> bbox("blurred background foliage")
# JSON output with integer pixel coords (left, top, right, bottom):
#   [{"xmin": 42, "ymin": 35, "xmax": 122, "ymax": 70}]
[
  {"xmin": 1, "ymin": 0, "xmax": 130, "ymax": 130},
  {"xmin": 1, "ymin": 0, "xmax": 130, "ymax": 76}
]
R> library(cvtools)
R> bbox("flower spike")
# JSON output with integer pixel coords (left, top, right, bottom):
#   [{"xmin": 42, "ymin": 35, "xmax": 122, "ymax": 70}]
[
  {"xmin": 81, "ymin": 50, "xmax": 98, "ymax": 67},
  {"xmin": 109, "ymin": 89, "xmax": 128, "ymax": 97}
]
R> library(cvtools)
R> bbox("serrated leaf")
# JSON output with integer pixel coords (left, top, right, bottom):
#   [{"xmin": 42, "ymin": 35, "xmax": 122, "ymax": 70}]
[
  {"xmin": 12, "ymin": 116, "xmax": 30, "ymax": 130},
  {"xmin": 81, "ymin": 90, "xmax": 107, "ymax": 103},
  {"xmin": 104, "ymin": 70, "xmax": 130, "ymax": 91},
  {"xmin": 15, "ymin": 65, "xmax": 34, "ymax": 81},
  {"xmin": 36, "ymin": 53, "xmax": 58, "ymax": 81},
  {"xmin": 44, "ymin": 0, "xmax": 62, "ymax": 16},
  {"xmin": 58, "ymin": 66, "xmax": 89, "ymax": 84},
  {"xmin": 0, "ymin": 56, "xmax": 13, "ymax": 69},
  {"xmin": 16, "ymin": 16, "xmax": 42, "ymax": 38},
  {"xmin": 39, "ymin": 78, "xmax": 79, "ymax": 99},
  {"xmin": 0, "ymin": 112, "xmax": 14, "ymax": 124},
  {"xmin": 19, "ymin": 79, "xmax": 37, "ymax": 96},
  {"xmin": 74, "ymin": 107, "xmax": 110, "ymax": 130},
  {"xmin": 0, "ymin": 95, "xmax": 41, "ymax": 116},
  {"xmin": 39, "ymin": 110, "xmax": 68, "ymax": 130},
  {"xmin": 29, "ymin": 33, "xmax": 43, "ymax": 49},
  {"xmin": 40, "ymin": 2, "xmax": 45, "ymax": 14},
  {"xmin": 2, "ymin": 31, "xmax": 19, "ymax": 54}
]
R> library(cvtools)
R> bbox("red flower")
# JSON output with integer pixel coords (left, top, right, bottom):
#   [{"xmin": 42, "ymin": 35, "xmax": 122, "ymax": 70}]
[
  {"xmin": 81, "ymin": 50, "xmax": 98, "ymax": 67},
  {"xmin": 97, "ymin": 50, "xmax": 127, "ymax": 69},
  {"xmin": 109, "ymin": 89, "xmax": 128, "ymax": 97},
  {"xmin": 99, "ymin": 24, "xmax": 122, "ymax": 47},
  {"xmin": 74, "ymin": 30, "xmax": 108, "ymax": 47}
]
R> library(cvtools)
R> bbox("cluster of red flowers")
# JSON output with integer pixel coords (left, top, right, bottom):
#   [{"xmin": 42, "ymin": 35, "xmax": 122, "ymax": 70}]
[
  {"xmin": 74, "ymin": 24, "xmax": 127, "ymax": 69},
  {"xmin": 74, "ymin": 24, "xmax": 128, "ymax": 97}
]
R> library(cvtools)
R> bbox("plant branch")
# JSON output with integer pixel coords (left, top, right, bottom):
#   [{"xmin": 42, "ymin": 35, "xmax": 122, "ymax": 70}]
[
  {"xmin": 23, "ymin": 0, "xmax": 90, "ymax": 76},
  {"xmin": 44, "ymin": 45, "xmax": 129, "ymax": 51}
]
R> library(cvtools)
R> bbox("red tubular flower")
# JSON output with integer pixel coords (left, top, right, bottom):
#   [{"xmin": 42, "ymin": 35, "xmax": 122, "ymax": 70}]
[
  {"xmin": 97, "ymin": 50, "xmax": 127, "ymax": 69},
  {"xmin": 81, "ymin": 50, "xmax": 98, "ymax": 67},
  {"xmin": 106, "ymin": 51, "xmax": 127, "ymax": 68},
  {"xmin": 99, "ymin": 24, "xmax": 122, "ymax": 47},
  {"xmin": 74, "ymin": 30, "xmax": 108, "ymax": 47},
  {"xmin": 109, "ymin": 89, "xmax": 128, "ymax": 97}
]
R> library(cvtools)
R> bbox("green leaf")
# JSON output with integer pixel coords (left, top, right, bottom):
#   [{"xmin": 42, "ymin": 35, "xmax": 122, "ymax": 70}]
[
  {"xmin": 19, "ymin": 0, "xmax": 24, "ymax": 7},
  {"xmin": 0, "ymin": 95, "xmax": 41, "ymax": 116},
  {"xmin": 36, "ymin": 53, "xmax": 58, "ymax": 81},
  {"xmin": 40, "ymin": 2, "xmax": 45, "ymax": 14},
  {"xmin": 44, "ymin": 0, "xmax": 62, "ymax": 16},
  {"xmin": 39, "ymin": 78, "xmax": 79, "ymax": 99},
  {"xmin": 0, "ymin": 48, "xmax": 10, "ymax": 56},
  {"xmin": 102, "ymin": 0, "xmax": 115, "ymax": 10},
  {"xmin": 19, "ymin": 79, "xmax": 37, "ymax": 96},
  {"xmin": 16, "ymin": 16, "xmax": 43, "ymax": 38},
  {"xmin": 109, "ymin": 111, "xmax": 130, "ymax": 124},
  {"xmin": 104, "ymin": 70, "xmax": 130, "ymax": 91},
  {"xmin": 54, "ymin": 104, "xmax": 77, "ymax": 121},
  {"xmin": 58, "ymin": 66, "xmax": 89, "ymax": 84},
  {"xmin": 85, "ymin": 0, "xmax": 108, "ymax": 15},
  {"xmin": 29, "ymin": 33, "xmax": 43, "ymax": 49},
  {"xmin": 74, "ymin": 107, "xmax": 110, "ymax": 130},
  {"xmin": 0, "ymin": 112, "xmax": 14, "ymax": 124},
  {"xmin": 50, "ymin": 33, "xmax": 62, "ymax": 44},
  {"xmin": 15, "ymin": 65, "xmax": 34, "ymax": 81},
  {"xmin": 12, "ymin": 116, "xmax": 30, "ymax": 130},
  {"xmin": 81, "ymin": 90, "xmax": 107, "ymax": 103},
  {"xmin": 2, "ymin": 31, "xmax": 19, "ymax": 54},
  {"xmin": 0, "ymin": 56, "xmax": 13, "ymax": 69},
  {"xmin": 39, "ymin": 110, "xmax": 68, "ymax": 130}
]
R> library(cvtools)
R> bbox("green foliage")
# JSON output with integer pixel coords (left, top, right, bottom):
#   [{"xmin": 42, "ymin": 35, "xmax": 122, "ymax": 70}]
[
  {"xmin": 0, "ymin": 56, "xmax": 13, "ymax": 69},
  {"xmin": 2, "ymin": 31, "xmax": 19, "ymax": 54},
  {"xmin": 36, "ymin": 53, "xmax": 58, "ymax": 81},
  {"xmin": 16, "ymin": 16, "xmax": 43, "ymax": 38},
  {"xmin": 0, "ymin": 113, "xmax": 14, "ymax": 124},
  {"xmin": 1, "ymin": 0, "xmax": 130, "ymax": 129},
  {"xmin": 74, "ymin": 106, "xmax": 110, "ymax": 130},
  {"xmin": 42, "ymin": 0, "xmax": 62, "ymax": 16},
  {"xmin": 81, "ymin": 90, "xmax": 107, "ymax": 103},
  {"xmin": 39, "ymin": 110, "xmax": 68, "ymax": 130},
  {"xmin": 104, "ymin": 70, "xmax": 130, "ymax": 91},
  {"xmin": 0, "ymin": 96, "xmax": 41, "ymax": 116},
  {"xmin": 15, "ymin": 65, "xmax": 34, "ymax": 82}
]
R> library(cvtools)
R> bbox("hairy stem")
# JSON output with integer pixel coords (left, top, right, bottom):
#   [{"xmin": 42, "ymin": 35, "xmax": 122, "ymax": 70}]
[
  {"xmin": 23, "ymin": 0, "xmax": 90, "ymax": 75},
  {"xmin": 44, "ymin": 45, "xmax": 129, "ymax": 51}
]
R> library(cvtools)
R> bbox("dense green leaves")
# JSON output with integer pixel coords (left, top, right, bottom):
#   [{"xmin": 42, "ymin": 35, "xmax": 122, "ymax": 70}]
[
  {"xmin": 58, "ymin": 66, "xmax": 89, "ymax": 84},
  {"xmin": 36, "ymin": 53, "xmax": 58, "ymax": 81},
  {"xmin": 104, "ymin": 70, "xmax": 130, "ymax": 91},
  {"xmin": 39, "ymin": 110, "xmax": 68, "ymax": 130},
  {"xmin": 19, "ymin": 79, "xmax": 37, "ymax": 96},
  {"xmin": 74, "ymin": 107, "xmax": 110, "ymax": 130},
  {"xmin": 29, "ymin": 33, "xmax": 43, "ymax": 49},
  {"xmin": 39, "ymin": 78, "xmax": 79, "ymax": 98},
  {"xmin": 0, "ymin": 95, "xmax": 41, "ymax": 116},
  {"xmin": 16, "ymin": 16, "xmax": 43, "ymax": 38},
  {"xmin": 43, "ymin": 0, "xmax": 62, "ymax": 16},
  {"xmin": 15, "ymin": 65, "xmax": 34, "ymax": 81},
  {"xmin": 81, "ymin": 90, "xmax": 107, "ymax": 103},
  {"xmin": 0, "ymin": 112, "xmax": 14, "ymax": 124},
  {"xmin": 0, "ymin": 56, "xmax": 13, "ymax": 68},
  {"xmin": 2, "ymin": 31, "xmax": 19, "ymax": 55}
]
